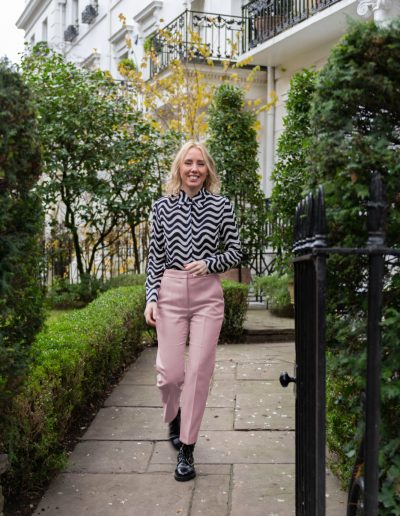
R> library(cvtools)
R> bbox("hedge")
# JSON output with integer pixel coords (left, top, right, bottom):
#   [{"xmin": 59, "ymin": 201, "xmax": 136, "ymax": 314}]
[
  {"xmin": 3, "ymin": 285, "xmax": 146, "ymax": 500},
  {"xmin": 220, "ymin": 279, "xmax": 249, "ymax": 342}
]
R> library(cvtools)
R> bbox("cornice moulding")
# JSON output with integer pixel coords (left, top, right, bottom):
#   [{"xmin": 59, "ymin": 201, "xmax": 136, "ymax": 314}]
[
  {"xmin": 109, "ymin": 24, "xmax": 134, "ymax": 45},
  {"xmin": 81, "ymin": 50, "xmax": 101, "ymax": 68},
  {"xmin": 134, "ymin": 1, "xmax": 163, "ymax": 25},
  {"xmin": 16, "ymin": 0, "xmax": 52, "ymax": 31}
]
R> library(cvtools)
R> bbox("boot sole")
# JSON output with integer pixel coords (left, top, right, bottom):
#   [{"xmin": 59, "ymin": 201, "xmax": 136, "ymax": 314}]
[{"xmin": 174, "ymin": 470, "xmax": 196, "ymax": 482}]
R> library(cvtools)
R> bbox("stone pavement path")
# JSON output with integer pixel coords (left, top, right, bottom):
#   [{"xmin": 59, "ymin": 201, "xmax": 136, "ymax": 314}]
[{"xmin": 34, "ymin": 318, "xmax": 346, "ymax": 515}]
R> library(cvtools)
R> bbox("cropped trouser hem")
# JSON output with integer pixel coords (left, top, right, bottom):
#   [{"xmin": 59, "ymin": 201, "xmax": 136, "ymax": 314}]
[{"xmin": 155, "ymin": 269, "xmax": 224, "ymax": 445}]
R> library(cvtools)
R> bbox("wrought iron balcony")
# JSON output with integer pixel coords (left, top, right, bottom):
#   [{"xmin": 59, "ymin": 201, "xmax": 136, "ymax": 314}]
[
  {"xmin": 64, "ymin": 24, "xmax": 79, "ymax": 42},
  {"xmin": 242, "ymin": 0, "xmax": 343, "ymax": 51},
  {"xmin": 148, "ymin": 10, "xmax": 245, "ymax": 78},
  {"xmin": 81, "ymin": 2, "xmax": 98, "ymax": 24}
]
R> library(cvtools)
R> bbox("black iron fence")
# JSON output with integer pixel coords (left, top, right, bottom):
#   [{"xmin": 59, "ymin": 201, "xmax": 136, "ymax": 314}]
[
  {"xmin": 242, "ymin": 0, "xmax": 343, "ymax": 51},
  {"xmin": 149, "ymin": 10, "xmax": 245, "ymax": 77},
  {"xmin": 280, "ymin": 173, "xmax": 400, "ymax": 514}
]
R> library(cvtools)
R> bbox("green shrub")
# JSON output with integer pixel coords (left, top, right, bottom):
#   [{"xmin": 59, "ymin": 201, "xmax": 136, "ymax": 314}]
[
  {"xmin": 47, "ymin": 274, "xmax": 146, "ymax": 309},
  {"xmin": 208, "ymin": 84, "xmax": 268, "ymax": 267},
  {"xmin": 253, "ymin": 274, "xmax": 291, "ymax": 308},
  {"xmin": 46, "ymin": 276, "xmax": 103, "ymax": 309},
  {"xmin": 220, "ymin": 280, "xmax": 249, "ymax": 342},
  {"xmin": 269, "ymin": 68, "xmax": 318, "ymax": 271},
  {"xmin": 308, "ymin": 20, "xmax": 400, "ymax": 513},
  {"xmin": 0, "ymin": 59, "xmax": 44, "ymax": 418},
  {"xmin": 2, "ymin": 285, "xmax": 146, "ymax": 500},
  {"xmin": 102, "ymin": 273, "xmax": 146, "ymax": 290}
]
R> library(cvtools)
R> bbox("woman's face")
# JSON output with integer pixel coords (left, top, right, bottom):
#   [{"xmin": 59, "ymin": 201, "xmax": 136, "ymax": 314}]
[{"xmin": 179, "ymin": 147, "xmax": 208, "ymax": 194}]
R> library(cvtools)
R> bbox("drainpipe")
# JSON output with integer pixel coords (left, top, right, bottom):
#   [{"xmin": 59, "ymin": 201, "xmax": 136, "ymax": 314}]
[
  {"xmin": 265, "ymin": 65, "xmax": 276, "ymax": 198},
  {"xmin": 357, "ymin": 0, "xmax": 400, "ymax": 27}
]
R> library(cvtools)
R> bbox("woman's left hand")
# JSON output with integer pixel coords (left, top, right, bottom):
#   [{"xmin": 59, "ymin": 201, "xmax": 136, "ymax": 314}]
[{"xmin": 184, "ymin": 260, "xmax": 208, "ymax": 276}]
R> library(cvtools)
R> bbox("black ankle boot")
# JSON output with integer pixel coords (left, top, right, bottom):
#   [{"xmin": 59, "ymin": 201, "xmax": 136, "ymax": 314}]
[
  {"xmin": 168, "ymin": 408, "xmax": 181, "ymax": 450},
  {"xmin": 174, "ymin": 443, "xmax": 196, "ymax": 482}
]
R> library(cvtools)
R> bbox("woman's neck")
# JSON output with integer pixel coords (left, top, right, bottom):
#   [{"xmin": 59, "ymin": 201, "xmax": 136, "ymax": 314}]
[{"xmin": 181, "ymin": 185, "xmax": 203, "ymax": 198}]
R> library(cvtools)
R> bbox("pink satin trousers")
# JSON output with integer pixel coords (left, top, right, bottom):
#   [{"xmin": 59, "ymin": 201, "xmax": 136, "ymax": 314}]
[{"xmin": 155, "ymin": 269, "xmax": 224, "ymax": 445}]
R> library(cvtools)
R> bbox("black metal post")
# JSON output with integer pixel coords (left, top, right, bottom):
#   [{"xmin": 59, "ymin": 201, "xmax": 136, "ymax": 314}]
[
  {"xmin": 315, "ymin": 252, "xmax": 326, "ymax": 515},
  {"xmin": 364, "ymin": 172, "xmax": 386, "ymax": 514}
]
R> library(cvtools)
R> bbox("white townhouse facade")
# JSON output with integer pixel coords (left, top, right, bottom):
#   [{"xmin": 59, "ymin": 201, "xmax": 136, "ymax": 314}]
[{"xmin": 17, "ymin": 0, "xmax": 400, "ymax": 200}]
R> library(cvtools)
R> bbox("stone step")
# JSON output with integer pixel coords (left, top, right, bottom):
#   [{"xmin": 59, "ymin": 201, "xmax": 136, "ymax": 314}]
[{"xmin": 243, "ymin": 327, "xmax": 295, "ymax": 343}]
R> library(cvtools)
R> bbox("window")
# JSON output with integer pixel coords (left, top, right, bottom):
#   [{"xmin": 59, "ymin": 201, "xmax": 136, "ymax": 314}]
[
  {"xmin": 72, "ymin": 0, "xmax": 79, "ymax": 24},
  {"xmin": 61, "ymin": 2, "xmax": 67, "ymax": 30},
  {"xmin": 42, "ymin": 18, "xmax": 48, "ymax": 41}
]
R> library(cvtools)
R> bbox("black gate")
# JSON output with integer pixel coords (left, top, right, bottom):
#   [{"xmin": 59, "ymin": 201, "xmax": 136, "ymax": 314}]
[{"xmin": 280, "ymin": 172, "xmax": 400, "ymax": 515}]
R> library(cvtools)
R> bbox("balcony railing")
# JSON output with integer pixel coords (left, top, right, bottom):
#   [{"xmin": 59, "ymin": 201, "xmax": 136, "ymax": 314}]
[
  {"xmin": 242, "ymin": 0, "xmax": 343, "ymax": 51},
  {"xmin": 64, "ymin": 24, "xmax": 79, "ymax": 42},
  {"xmin": 149, "ymin": 10, "xmax": 245, "ymax": 78}
]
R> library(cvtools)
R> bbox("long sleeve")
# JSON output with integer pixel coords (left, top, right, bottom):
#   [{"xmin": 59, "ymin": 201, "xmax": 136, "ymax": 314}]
[
  {"xmin": 203, "ymin": 198, "xmax": 243, "ymax": 273},
  {"xmin": 145, "ymin": 203, "xmax": 166, "ymax": 303}
]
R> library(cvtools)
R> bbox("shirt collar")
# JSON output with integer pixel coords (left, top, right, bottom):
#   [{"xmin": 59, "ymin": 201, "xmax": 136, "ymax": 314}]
[{"xmin": 178, "ymin": 187, "xmax": 207, "ymax": 206}]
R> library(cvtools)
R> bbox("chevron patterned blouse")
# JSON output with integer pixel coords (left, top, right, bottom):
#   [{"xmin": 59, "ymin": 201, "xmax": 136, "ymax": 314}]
[{"xmin": 145, "ymin": 187, "xmax": 243, "ymax": 303}]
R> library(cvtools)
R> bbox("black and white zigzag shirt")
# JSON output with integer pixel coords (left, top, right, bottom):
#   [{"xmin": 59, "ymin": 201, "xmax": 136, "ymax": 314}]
[{"xmin": 145, "ymin": 187, "xmax": 243, "ymax": 303}]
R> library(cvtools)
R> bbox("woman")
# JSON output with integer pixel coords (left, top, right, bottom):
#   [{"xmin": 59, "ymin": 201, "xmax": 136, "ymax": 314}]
[{"xmin": 144, "ymin": 141, "xmax": 242, "ymax": 482}]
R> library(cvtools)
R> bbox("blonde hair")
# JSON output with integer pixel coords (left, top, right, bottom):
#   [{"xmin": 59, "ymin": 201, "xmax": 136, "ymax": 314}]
[{"xmin": 164, "ymin": 140, "xmax": 221, "ymax": 196}]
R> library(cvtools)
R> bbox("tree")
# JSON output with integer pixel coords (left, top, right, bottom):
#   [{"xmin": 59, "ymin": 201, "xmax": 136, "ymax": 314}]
[
  {"xmin": 269, "ymin": 68, "xmax": 318, "ymax": 271},
  {"xmin": 308, "ymin": 21, "xmax": 400, "ymax": 514},
  {"xmin": 207, "ymin": 83, "xmax": 268, "ymax": 268},
  {"xmin": 118, "ymin": 13, "xmax": 272, "ymax": 140},
  {"xmin": 21, "ymin": 44, "xmax": 177, "ymax": 281},
  {"xmin": 0, "ymin": 58, "xmax": 44, "ymax": 415}
]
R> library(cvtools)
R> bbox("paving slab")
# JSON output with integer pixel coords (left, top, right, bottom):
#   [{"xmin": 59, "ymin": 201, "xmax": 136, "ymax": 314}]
[
  {"xmin": 118, "ymin": 368, "xmax": 157, "ymax": 385},
  {"xmin": 235, "ymin": 380, "xmax": 295, "ymax": 431},
  {"xmin": 212, "ymin": 360, "xmax": 237, "ymax": 380},
  {"xmin": 231, "ymin": 463, "xmax": 295, "ymax": 516},
  {"xmin": 151, "ymin": 431, "xmax": 295, "ymax": 465},
  {"xmin": 191, "ymin": 474, "xmax": 230, "ymax": 516},
  {"xmin": 244, "ymin": 309, "xmax": 295, "ymax": 331},
  {"xmin": 231, "ymin": 464, "xmax": 346, "ymax": 516},
  {"xmin": 82, "ymin": 407, "xmax": 166, "ymax": 441},
  {"xmin": 65, "ymin": 441, "xmax": 153, "ymax": 473},
  {"xmin": 147, "ymin": 463, "xmax": 231, "ymax": 475},
  {"xmin": 236, "ymin": 360, "xmax": 295, "ymax": 381},
  {"xmin": 216, "ymin": 343, "xmax": 294, "ymax": 362},
  {"xmin": 33, "ymin": 473, "xmax": 193, "ymax": 516},
  {"xmin": 83, "ymin": 407, "xmax": 234, "ymax": 441},
  {"xmin": 104, "ymin": 385, "xmax": 162, "ymax": 407},
  {"xmin": 206, "ymin": 380, "xmax": 236, "ymax": 408}
]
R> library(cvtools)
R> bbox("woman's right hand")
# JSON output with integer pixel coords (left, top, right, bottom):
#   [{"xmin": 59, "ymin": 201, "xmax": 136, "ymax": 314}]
[{"xmin": 144, "ymin": 301, "xmax": 158, "ymax": 327}]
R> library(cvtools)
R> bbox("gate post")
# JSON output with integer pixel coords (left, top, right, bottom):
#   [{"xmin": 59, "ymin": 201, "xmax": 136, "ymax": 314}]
[
  {"xmin": 364, "ymin": 171, "xmax": 386, "ymax": 514},
  {"xmin": 291, "ymin": 187, "xmax": 327, "ymax": 515}
]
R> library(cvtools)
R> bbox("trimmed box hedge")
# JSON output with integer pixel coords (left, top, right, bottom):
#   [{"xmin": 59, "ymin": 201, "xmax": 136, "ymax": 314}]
[
  {"xmin": 220, "ymin": 279, "xmax": 249, "ymax": 342},
  {"xmin": 3, "ymin": 285, "xmax": 146, "ymax": 499}
]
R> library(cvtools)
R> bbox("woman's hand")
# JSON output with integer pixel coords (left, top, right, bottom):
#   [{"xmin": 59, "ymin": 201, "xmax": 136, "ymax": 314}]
[
  {"xmin": 144, "ymin": 301, "xmax": 158, "ymax": 327},
  {"xmin": 184, "ymin": 260, "xmax": 208, "ymax": 276}
]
